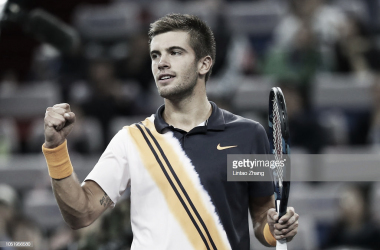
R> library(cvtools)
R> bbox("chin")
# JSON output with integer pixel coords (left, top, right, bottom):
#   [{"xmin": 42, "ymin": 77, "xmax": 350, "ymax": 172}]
[{"xmin": 158, "ymin": 87, "xmax": 190, "ymax": 100}]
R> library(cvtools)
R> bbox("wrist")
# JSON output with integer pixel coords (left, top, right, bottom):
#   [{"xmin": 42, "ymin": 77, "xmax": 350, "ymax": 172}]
[
  {"xmin": 44, "ymin": 139, "xmax": 65, "ymax": 149},
  {"xmin": 42, "ymin": 140, "xmax": 73, "ymax": 179},
  {"xmin": 263, "ymin": 223, "xmax": 276, "ymax": 246}
]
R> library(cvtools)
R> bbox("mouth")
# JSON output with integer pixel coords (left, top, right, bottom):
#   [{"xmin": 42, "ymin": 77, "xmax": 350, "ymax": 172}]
[{"xmin": 157, "ymin": 74, "xmax": 175, "ymax": 84}]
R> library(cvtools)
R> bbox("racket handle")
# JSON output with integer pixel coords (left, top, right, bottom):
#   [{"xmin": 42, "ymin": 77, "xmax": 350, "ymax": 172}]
[
  {"xmin": 276, "ymin": 239, "xmax": 287, "ymax": 250},
  {"xmin": 276, "ymin": 200, "xmax": 287, "ymax": 250}
]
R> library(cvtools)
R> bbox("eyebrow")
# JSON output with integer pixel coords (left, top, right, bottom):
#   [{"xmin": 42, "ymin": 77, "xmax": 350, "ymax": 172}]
[{"xmin": 150, "ymin": 46, "xmax": 188, "ymax": 56}]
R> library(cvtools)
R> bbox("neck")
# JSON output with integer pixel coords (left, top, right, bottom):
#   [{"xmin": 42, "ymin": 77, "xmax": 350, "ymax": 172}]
[{"xmin": 163, "ymin": 81, "xmax": 211, "ymax": 132}]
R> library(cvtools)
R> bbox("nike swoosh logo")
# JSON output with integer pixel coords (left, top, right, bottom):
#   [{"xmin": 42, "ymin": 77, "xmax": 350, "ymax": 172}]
[{"xmin": 217, "ymin": 144, "xmax": 238, "ymax": 150}]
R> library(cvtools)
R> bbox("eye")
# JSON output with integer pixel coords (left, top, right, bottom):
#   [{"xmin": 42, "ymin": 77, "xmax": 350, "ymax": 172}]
[
  {"xmin": 171, "ymin": 51, "xmax": 181, "ymax": 56},
  {"xmin": 151, "ymin": 53, "xmax": 159, "ymax": 60}
]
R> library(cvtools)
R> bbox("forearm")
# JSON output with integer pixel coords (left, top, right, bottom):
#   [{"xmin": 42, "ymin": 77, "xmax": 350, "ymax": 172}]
[
  {"xmin": 42, "ymin": 140, "xmax": 108, "ymax": 229},
  {"xmin": 51, "ymin": 173, "xmax": 95, "ymax": 229},
  {"xmin": 250, "ymin": 195, "xmax": 276, "ymax": 247},
  {"xmin": 253, "ymin": 208, "xmax": 274, "ymax": 247}
]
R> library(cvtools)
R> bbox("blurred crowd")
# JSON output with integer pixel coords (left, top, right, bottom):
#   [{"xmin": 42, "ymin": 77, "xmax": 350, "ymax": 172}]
[{"xmin": 1, "ymin": 0, "xmax": 380, "ymax": 249}]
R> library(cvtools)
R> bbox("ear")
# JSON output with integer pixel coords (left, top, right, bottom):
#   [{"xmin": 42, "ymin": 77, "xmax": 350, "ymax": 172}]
[{"xmin": 198, "ymin": 56, "xmax": 212, "ymax": 77}]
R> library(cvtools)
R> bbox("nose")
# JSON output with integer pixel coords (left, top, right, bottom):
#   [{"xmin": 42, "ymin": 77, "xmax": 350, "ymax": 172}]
[{"xmin": 158, "ymin": 54, "xmax": 170, "ymax": 70}]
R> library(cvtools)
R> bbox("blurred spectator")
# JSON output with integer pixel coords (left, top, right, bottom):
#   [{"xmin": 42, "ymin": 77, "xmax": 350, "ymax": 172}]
[
  {"xmin": 49, "ymin": 225, "xmax": 77, "ymax": 250},
  {"xmin": 77, "ymin": 197, "xmax": 132, "ymax": 250},
  {"xmin": 0, "ymin": 72, "xmax": 21, "ymax": 155},
  {"xmin": 209, "ymin": 11, "xmax": 233, "ymax": 77},
  {"xmin": 264, "ymin": 22, "xmax": 321, "ymax": 107},
  {"xmin": 70, "ymin": 58, "xmax": 141, "ymax": 149},
  {"xmin": 0, "ymin": 70, "xmax": 20, "ymax": 98},
  {"xmin": 67, "ymin": 105, "xmax": 104, "ymax": 154},
  {"xmin": 209, "ymin": 13, "xmax": 257, "ymax": 99},
  {"xmin": 321, "ymin": 183, "xmax": 380, "ymax": 250},
  {"xmin": 0, "ymin": 46, "xmax": 62, "ymax": 153},
  {"xmin": 118, "ymin": 32, "xmax": 152, "ymax": 93},
  {"xmin": 281, "ymin": 82, "xmax": 328, "ymax": 153},
  {"xmin": 0, "ymin": 118, "xmax": 19, "ymax": 156},
  {"xmin": 273, "ymin": 0, "xmax": 347, "ymax": 70},
  {"xmin": 9, "ymin": 215, "xmax": 45, "ymax": 250},
  {"xmin": 265, "ymin": 22, "xmax": 320, "ymax": 82},
  {"xmin": 0, "ymin": 184, "xmax": 18, "ymax": 249},
  {"xmin": 334, "ymin": 15, "xmax": 380, "ymax": 75},
  {"xmin": 28, "ymin": 44, "xmax": 62, "ymax": 83}
]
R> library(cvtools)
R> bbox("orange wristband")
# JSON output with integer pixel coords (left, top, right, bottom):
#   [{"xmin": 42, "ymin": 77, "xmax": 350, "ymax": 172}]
[
  {"xmin": 42, "ymin": 140, "xmax": 73, "ymax": 179},
  {"xmin": 263, "ymin": 223, "xmax": 276, "ymax": 246}
]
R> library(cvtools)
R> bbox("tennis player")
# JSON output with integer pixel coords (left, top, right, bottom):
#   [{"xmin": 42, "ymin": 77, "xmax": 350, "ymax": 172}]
[{"xmin": 42, "ymin": 14, "xmax": 298, "ymax": 249}]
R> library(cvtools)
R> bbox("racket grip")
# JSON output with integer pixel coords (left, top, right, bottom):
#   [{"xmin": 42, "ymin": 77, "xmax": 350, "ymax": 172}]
[
  {"xmin": 276, "ymin": 239, "xmax": 287, "ymax": 250},
  {"xmin": 276, "ymin": 200, "xmax": 288, "ymax": 249}
]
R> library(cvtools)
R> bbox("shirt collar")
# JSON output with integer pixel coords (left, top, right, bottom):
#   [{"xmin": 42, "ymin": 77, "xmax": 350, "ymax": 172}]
[{"xmin": 154, "ymin": 101, "xmax": 225, "ymax": 133}]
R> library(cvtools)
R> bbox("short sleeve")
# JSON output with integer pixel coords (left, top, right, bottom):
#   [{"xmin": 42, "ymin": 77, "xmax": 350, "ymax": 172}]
[
  {"xmin": 83, "ymin": 129, "xmax": 130, "ymax": 205},
  {"xmin": 248, "ymin": 123, "xmax": 274, "ymax": 197},
  {"xmin": 250, "ymin": 123, "xmax": 270, "ymax": 154}
]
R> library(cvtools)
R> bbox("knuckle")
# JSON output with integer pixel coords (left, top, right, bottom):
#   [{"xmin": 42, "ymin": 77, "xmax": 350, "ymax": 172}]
[
  {"xmin": 58, "ymin": 116, "xmax": 66, "ymax": 122},
  {"xmin": 51, "ymin": 119, "xmax": 60, "ymax": 125}
]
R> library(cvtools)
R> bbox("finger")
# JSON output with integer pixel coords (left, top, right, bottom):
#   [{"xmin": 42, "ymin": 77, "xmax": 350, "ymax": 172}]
[
  {"xmin": 51, "ymin": 107, "xmax": 67, "ymax": 115},
  {"xmin": 47, "ymin": 112, "xmax": 66, "ymax": 130},
  {"xmin": 45, "ymin": 117, "xmax": 65, "ymax": 130},
  {"xmin": 278, "ymin": 207, "xmax": 295, "ymax": 224},
  {"xmin": 46, "ymin": 107, "xmax": 65, "ymax": 118},
  {"xmin": 274, "ymin": 214, "xmax": 299, "ymax": 230},
  {"xmin": 63, "ymin": 112, "xmax": 76, "ymax": 126},
  {"xmin": 267, "ymin": 208, "xmax": 278, "ymax": 224},
  {"xmin": 282, "ymin": 221, "xmax": 298, "ymax": 238},
  {"xmin": 275, "ymin": 212, "xmax": 299, "ymax": 230},
  {"xmin": 53, "ymin": 103, "xmax": 71, "ymax": 112},
  {"xmin": 45, "ymin": 110, "xmax": 65, "ymax": 123},
  {"xmin": 273, "ymin": 219, "xmax": 298, "ymax": 236},
  {"xmin": 45, "ymin": 113, "xmax": 66, "ymax": 131}
]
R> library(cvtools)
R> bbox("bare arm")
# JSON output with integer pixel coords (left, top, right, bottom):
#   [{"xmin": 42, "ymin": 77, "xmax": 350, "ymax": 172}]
[
  {"xmin": 52, "ymin": 176, "xmax": 112, "ymax": 229},
  {"xmin": 249, "ymin": 195, "xmax": 276, "ymax": 247},
  {"xmin": 44, "ymin": 103, "xmax": 113, "ymax": 229}
]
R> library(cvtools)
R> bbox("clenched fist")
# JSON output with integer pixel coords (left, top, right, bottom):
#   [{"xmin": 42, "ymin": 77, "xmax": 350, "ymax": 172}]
[{"xmin": 44, "ymin": 103, "xmax": 76, "ymax": 148}]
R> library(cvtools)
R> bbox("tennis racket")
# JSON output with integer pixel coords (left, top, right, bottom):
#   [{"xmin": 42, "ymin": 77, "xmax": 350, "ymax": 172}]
[{"xmin": 268, "ymin": 87, "xmax": 291, "ymax": 250}]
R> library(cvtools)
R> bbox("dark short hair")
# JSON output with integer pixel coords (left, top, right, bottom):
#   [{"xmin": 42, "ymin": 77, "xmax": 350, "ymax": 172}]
[{"xmin": 148, "ymin": 13, "xmax": 216, "ymax": 82}]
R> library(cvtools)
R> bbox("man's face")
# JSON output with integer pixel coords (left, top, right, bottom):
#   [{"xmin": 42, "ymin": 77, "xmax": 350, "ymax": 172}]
[{"xmin": 150, "ymin": 31, "xmax": 199, "ymax": 100}]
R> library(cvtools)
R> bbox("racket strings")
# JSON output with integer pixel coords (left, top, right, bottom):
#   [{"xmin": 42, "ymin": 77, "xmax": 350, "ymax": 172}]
[{"xmin": 272, "ymin": 98, "xmax": 284, "ymax": 185}]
